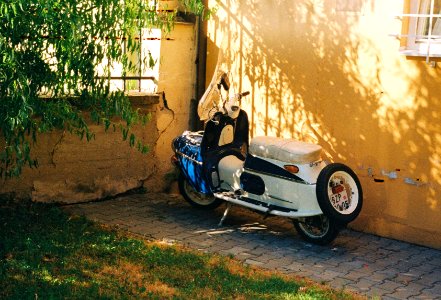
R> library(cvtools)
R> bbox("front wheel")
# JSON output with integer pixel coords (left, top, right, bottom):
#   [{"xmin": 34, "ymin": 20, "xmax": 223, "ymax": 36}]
[
  {"xmin": 178, "ymin": 173, "xmax": 222, "ymax": 209},
  {"xmin": 293, "ymin": 215, "xmax": 339, "ymax": 245}
]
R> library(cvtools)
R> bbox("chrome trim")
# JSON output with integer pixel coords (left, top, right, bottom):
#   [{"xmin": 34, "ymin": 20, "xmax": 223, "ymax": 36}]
[
  {"xmin": 175, "ymin": 150, "xmax": 203, "ymax": 165},
  {"xmin": 213, "ymin": 192, "xmax": 322, "ymax": 218},
  {"xmin": 268, "ymin": 194, "xmax": 292, "ymax": 203},
  {"xmin": 243, "ymin": 167, "xmax": 315, "ymax": 185},
  {"xmin": 309, "ymin": 160, "xmax": 323, "ymax": 167}
]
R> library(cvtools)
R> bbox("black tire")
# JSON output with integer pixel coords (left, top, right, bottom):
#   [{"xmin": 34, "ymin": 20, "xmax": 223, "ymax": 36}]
[
  {"xmin": 178, "ymin": 173, "xmax": 222, "ymax": 209},
  {"xmin": 316, "ymin": 163, "xmax": 363, "ymax": 224},
  {"xmin": 293, "ymin": 215, "xmax": 339, "ymax": 245}
]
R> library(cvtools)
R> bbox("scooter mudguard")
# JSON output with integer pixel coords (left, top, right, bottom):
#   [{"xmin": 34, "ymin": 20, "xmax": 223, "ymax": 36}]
[{"xmin": 172, "ymin": 133, "xmax": 211, "ymax": 194}]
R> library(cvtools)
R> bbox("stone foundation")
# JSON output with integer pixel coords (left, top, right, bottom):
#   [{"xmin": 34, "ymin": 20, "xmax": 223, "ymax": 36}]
[{"xmin": 0, "ymin": 94, "xmax": 160, "ymax": 203}]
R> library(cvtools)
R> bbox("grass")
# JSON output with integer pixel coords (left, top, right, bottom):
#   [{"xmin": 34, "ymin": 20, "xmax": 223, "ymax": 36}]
[{"xmin": 0, "ymin": 199, "xmax": 364, "ymax": 300}]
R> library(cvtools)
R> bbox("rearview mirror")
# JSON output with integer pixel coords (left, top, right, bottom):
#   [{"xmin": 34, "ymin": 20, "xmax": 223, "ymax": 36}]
[{"xmin": 219, "ymin": 73, "xmax": 230, "ymax": 91}]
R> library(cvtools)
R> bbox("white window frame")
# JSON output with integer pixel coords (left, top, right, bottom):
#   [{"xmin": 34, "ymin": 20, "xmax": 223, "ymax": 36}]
[{"xmin": 398, "ymin": 0, "xmax": 441, "ymax": 61}]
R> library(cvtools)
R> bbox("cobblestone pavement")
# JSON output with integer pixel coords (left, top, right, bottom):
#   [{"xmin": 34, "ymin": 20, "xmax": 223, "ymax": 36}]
[{"xmin": 64, "ymin": 193, "xmax": 441, "ymax": 299}]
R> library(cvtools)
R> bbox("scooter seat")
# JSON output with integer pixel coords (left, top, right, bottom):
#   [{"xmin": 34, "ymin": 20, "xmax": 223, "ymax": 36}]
[{"xmin": 249, "ymin": 136, "xmax": 322, "ymax": 164}]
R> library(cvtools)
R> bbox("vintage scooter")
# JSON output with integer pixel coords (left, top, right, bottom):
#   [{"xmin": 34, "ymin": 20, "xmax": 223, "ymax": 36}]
[{"xmin": 171, "ymin": 73, "xmax": 363, "ymax": 245}]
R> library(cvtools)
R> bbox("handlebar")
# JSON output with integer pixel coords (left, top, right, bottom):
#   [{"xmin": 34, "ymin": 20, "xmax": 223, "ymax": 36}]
[
  {"xmin": 209, "ymin": 90, "xmax": 250, "ymax": 121},
  {"xmin": 240, "ymin": 91, "xmax": 250, "ymax": 98}
]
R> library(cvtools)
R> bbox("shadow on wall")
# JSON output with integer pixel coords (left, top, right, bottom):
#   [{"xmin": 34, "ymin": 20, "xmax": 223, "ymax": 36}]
[{"xmin": 207, "ymin": 0, "xmax": 441, "ymax": 246}]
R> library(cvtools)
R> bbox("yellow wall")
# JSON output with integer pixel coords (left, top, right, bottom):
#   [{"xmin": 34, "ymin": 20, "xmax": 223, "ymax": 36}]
[
  {"xmin": 205, "ymin": 0, "xmax": 441, "ymax": 248},
  {"xmin": 153, "ymin": 22, "xmax": 198, "ymax": 190}
]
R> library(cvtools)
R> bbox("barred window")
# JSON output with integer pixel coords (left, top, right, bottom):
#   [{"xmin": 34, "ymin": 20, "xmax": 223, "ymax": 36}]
[{"xmin": 399, "ymin": 0, "xmax": 441, "ymax": 61}]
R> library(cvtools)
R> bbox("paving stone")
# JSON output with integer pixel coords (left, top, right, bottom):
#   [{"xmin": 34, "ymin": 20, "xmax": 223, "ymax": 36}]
[
  {"xmin": 316, "ymin": 258, "xmax": 342, "ymax": 268},
  {"xmin": 385, "ymin": 284, "xmax": 426, "ymax": 299},
  {"xmin": 421, "ymin": 246, "xmax": 441, "ymax": 256},
  {"xmin": 428, "ymin": 255, "xmax": 441, "ymax": 267},
  {"xmin": 315, "ymin": 269, "xmax": 346, "ymax": 282},
  {"xmin": 325, "ymin": 276, "xmax": 355, "ymax": 289},
  {"xmin": 408, "ymin": 251, "xmax": 436, "ymax": 263},
  {"xmin": 187, "ymin": 239, "xmax": 215, "ymax": 250},
  {"xmin": 245, "ymin": 258, "xmax": 265, "ymax": 267},
  {"xmin": 308, "ymin": 274, "xmax": 330, "ymax": 284},
  {"xmin": 313, "ymin": 261, "xmax": 343, "ymax": 273},
  {"xmin": 383, "ymin": 241, "xmax": 414, "ymax": 252},
  {"xmin": 412, "ymin": 291, "xmax": 441, "ymax": 300},
  {"xmin": 283, "ymin": 261, "xmax": 305, "ymax": 273},
  {"xmin": 393, "ymin": 272, "xmax": 422, "ymax": 285},
  {"xmin": 337, "ymin": 260, "xmax": 365, "ymax": 272},
  {"xmin": 377, "ymin": 280, "xmax": 406, "ymax": 292},
  {"xmin": 347, "ymin": 278, "xmax": 378, "ymax": 292},
  {"xmin": 342, "ymin": 270, "xmax": 367, "ymax": 282},
  {"xmin": 376, "ymin": 266, "xmax": 403, "ymax": 278},
  {"xmin": 203, "ymin": 242, "xmax": 231, "ymax": 252},
  {"xmin": 263, "ymin": 257, "xmax": 295, "ymax": 269},
  {"xmin": 402, "ymin": 282, "xmax": 430, "ymax": 295},
  {"xmin": 240, "ymin": 241, "xmax": 262, "ymax": 255},
  {"xmin": 382, "ymin": 294, "xmax": 404, "ymax": 300},
  {"xmin": 414, "ymin": 274, "xmax": 441, "ymax": 288},
  {"xmin": 406, "ymin": 265, "xmax": 438, "ymax": 279},
  {"xmin": 421, "ymin": 283, "xmax": 441, "ymax": 298},
  {"xmin": 222, "ymin": 246, "xmax": 251, "ymax": 257},
  {"xmin": 249, "ymin": 246, "xmax": 273, "ymax": 257},
  {"xmin": 364, "ymin": 270, "xmax": 394, "ymax": 283},
  {"xmin": 258, "ymin": 259, "xmax": 286, "ymax": 270}
]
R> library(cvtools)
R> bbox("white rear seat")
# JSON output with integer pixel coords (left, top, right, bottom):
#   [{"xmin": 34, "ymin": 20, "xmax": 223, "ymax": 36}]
[{"xmin": 249, "ymin": 136, "xmax": 322, "ymax": 164}]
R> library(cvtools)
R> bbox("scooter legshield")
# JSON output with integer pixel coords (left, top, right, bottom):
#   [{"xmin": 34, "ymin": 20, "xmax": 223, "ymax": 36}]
[{"xmin": 173, "ymin": 134, "xmax": 212, "ymax": 194}]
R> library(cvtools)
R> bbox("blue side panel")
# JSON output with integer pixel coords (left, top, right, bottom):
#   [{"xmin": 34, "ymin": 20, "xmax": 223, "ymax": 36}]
[{"xmin": 173, "ymin": 133, "xmax": 211, "ymax": 194}]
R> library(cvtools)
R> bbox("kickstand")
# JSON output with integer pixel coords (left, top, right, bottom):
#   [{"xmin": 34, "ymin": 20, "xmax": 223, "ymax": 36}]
[{"xmin": 218, "ymin": 202, "xmax": 232, "ymax": 227}]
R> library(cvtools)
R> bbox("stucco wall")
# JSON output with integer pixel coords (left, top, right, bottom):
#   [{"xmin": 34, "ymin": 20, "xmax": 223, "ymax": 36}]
[{"xmin": 205, "ymin": 0, "xmax": 441, "ymax": 249}]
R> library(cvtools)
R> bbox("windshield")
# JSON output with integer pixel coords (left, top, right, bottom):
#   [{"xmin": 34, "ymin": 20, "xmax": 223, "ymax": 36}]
[{"xmin": 197, "ymin": 50, "xmax": 229, "ymax": 121}]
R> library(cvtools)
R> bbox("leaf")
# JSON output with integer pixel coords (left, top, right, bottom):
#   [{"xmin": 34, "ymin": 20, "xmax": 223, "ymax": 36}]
[
  {"xmin": 104, "ymin": 119, "xmax": 111, "ymax": 131},
  {"xmin": 122, "ymin": 128, "xmax": 128, "ymax": 141}
]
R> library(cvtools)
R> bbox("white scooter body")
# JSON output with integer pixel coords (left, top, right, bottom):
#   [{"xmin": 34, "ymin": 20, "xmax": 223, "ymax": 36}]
[{"xmin": 216, "ymin": 154, "xmax": 325, "ymax": 218}]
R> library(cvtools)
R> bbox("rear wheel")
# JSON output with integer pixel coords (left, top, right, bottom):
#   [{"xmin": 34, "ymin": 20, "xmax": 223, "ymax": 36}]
[
  {"xmin": 293, "ymin": 215, "xmax": 339, "ymax": 245},
  {"xmin": 316, "ymin": 163, "xmax": 363, "ymax": 224},
  {"xmin": 178, "ymin": 174, "xmax": 222, "ymax": 209}
]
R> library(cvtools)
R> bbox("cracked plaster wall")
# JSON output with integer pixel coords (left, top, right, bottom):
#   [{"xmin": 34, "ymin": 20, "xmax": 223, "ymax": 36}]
[{"xmin": 0, "ymin": 99, "xmax": 158, "ymax": 204}]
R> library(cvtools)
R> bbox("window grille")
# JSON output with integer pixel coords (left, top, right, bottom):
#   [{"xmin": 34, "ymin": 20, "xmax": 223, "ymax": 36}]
[
  {"xmin": 96, "ymin": 28, "xmax": 161, "ymax": 93},
  {"xmin": 392, "ymin": 0, "xmax": 441, "ymax": 63}
]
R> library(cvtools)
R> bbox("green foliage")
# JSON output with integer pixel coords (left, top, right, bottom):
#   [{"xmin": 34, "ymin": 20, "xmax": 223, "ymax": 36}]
[
  {"xmin": 180, "ymin": 0, "xmax": 216, "ymax": 20},
  {"xmin": 0, "ymin": 0, "xmax": 209, "ymax": 178},
  {"xmin": 0, "ymin": 201, "xmax": 357, "ymax": 299}
]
